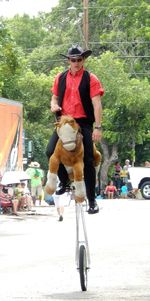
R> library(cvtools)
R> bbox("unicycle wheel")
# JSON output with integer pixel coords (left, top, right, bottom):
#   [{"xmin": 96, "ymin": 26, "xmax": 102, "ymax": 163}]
[{"xmin": 79, "ymin": 245, "xmax": 88, "ymax": 291}]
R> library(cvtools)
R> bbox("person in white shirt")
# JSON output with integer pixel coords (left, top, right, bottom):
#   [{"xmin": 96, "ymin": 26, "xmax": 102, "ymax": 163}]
[{"xmin": 123, "ymin": 159, "xmax": 131, "ymax": 170}]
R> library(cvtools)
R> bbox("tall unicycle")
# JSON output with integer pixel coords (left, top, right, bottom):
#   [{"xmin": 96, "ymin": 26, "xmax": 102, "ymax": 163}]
[{"xmin": 75, "ymin": 202, "xmax": 90, "ymax": 291}]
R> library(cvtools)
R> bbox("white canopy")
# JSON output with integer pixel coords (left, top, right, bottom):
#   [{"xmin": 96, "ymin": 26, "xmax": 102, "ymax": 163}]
[{"xmin": 1, "ymin": 170, "xmax": 31, "ymax": 185}]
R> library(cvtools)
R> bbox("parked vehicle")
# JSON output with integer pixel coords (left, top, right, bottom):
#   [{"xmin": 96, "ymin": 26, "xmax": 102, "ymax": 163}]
[{"xmin": 128, "ymin": 167, "xmax": 150, "ymax": 199}]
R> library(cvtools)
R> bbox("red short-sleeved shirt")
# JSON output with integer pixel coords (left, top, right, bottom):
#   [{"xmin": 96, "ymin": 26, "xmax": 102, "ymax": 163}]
[{"xmin": 51, "ymin": 67, "xmax": 104, "ymax": 119}]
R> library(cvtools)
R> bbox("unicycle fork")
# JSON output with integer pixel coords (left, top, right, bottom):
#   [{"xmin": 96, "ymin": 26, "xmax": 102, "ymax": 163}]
[{"xmin": 75, "ymin": 202, "xmax": 91, "ymax": 291}]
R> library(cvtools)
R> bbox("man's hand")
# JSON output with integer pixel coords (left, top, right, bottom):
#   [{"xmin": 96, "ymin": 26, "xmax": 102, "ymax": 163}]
[
  {"xmin": 50, "ymin": 95, "xmax": 62, "ymax": 113},
  {"xmin": 50, "ymin": 103, "xmax": 62, "ymax": 113},
  {"xmin": 92, "ymin": 95, "xmax": 103, "ymax": 142},
  {"xmin": 92, "ymin": 128, "xmax": 102, "ymax": 142}
]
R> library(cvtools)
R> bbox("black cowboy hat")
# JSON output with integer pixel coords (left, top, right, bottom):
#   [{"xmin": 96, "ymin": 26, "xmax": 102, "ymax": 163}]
[{"xmin": 60, "ymin": 44, "xmax": 92, "ymax": 59}]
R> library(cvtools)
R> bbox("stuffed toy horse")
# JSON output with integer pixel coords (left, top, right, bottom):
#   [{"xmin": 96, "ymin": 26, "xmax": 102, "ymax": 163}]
[{"xmin": 45, "ymin": 115, "xmax": 102, "ymax": 203}]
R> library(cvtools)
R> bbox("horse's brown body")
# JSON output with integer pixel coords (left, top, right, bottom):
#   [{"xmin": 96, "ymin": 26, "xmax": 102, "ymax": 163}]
[{"xmin": 46, "ymin": 115, "xmax": 101, "ymax": 202}]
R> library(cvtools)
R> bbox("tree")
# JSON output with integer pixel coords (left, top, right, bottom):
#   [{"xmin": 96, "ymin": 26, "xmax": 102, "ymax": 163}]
[
  {"xmin": 17, "ymin": 67, "xmax": 64, "ymax": 170},
  {"xmin": 96, "ymin": 0, "xmax": 150, "ymax": 79},
  {"xmin": 6, "ymin": 14, "xmax": 47, "ymax": 51},
  {"xmin": 87, "ymin": 51, "xmax": 150, "ymax": 186},
  {"xmin": 0, "ymin": 22, "xmax": 24, "ymax": 99}
]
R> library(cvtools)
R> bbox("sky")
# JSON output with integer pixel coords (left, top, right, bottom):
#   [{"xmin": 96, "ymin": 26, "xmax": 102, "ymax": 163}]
[{"xmin": 0, "ymin": 0, "xmax": 59, "ymax": 17}]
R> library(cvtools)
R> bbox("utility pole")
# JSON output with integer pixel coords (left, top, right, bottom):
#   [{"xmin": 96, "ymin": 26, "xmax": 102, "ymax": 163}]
[{"xmin": 83, "ymin": 0, "xmax": 89, "ymax": 49}]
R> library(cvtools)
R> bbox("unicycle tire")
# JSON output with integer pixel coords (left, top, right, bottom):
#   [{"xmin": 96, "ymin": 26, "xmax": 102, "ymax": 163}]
[{"xmin": 79, "ymin": 245, "xmax": 88, "ymax": 291}]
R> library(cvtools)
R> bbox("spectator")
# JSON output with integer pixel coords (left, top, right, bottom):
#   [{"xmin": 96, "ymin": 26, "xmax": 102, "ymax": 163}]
[
  {"xmin": 120, "ymin": 183, "xmax": 128, "ymax": 198},
  {"xmin": 20, "ymin": 182, "xmax": 33, "ymax": 211},
  {"xmin": 8, "ymin": 185, "xmax": 20, "ymax": 215},
  {"xmin": 53, "ymin": 193, "xmax": 65, "ymax": 221},
  {"xmin": 123, "ymin": 159, "xmax": 131, "ymax": 170},
  {"xmin": 54, "ymin": 190, "xmax": 72, "ymax": 221},
  {"xmin": 104, "ymin": 180, "xmax": 117, "ymax": 199},
  {"xmin": 113, "ymin": 161, "xmax": 122, "ymax": 190},
  {"xmin": 0, "ymin": 184, "xmax": 19, "ymax": 215},
  {"xmin": 120, "ymin": 167, "xmax": 129, "ymax": 185},
  {"xmin": 144, "ymin": 161, "xmax": 150, "ymax": 167},
  {"xmin": 46, "ymin": 175, "xmax": 64, "ymax": 221},
  {"xmin": 14, "ymin": 183, "xmax": 24, "ymax": 210},
  {"xmin": 26, "ymin": 161, "xmax": 44, "ymax": 205}
]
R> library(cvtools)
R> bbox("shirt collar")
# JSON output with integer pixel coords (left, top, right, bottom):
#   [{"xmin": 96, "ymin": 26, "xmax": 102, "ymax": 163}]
[{"xmin": 69, "ymin": 67, "xmax": 84, "ymax": 76}]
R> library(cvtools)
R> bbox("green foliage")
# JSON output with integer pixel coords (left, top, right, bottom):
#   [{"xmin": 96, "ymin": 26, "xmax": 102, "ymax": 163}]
[
  {"xmin": 18, "ymin": 70, "xmax": 50, "ymax": 123},
  {"xmin": 1, "ymin": 0, "xmax": 150, "ymax": 168},
  {"xmin": 6, "ymin": 14, "xmax": 47, "ymax": 50},
  {"xmin": 96, "ymin": 0, "xmax": 150, "ymax": 77},
  {"xmin": 87, "ymin": 51, "xmax": 150, "ymax": 163},
  {"xmin": 23, "ymin": 120, "xmax": 52, "ymax": 171},
  {"xmin": 0, "ymin": 22, "xmax": 25, "ymax": 99},
  {"xmin": 17, "ymin": 66, "xmax": 64, "ymax": 170}
]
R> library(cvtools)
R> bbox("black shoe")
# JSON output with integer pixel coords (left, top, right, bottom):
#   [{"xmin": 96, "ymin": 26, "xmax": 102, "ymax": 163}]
[
  {"xmin": 88, "ymin": 202, "xmax": 99, "ymax": 214},
  {"xmin": 56, "ymin": 183, "xmax": 70, "ymax": 195},
  {"xmin": 56, "ymin": 186, "xmax": 66, "ymax": 195},
  {"xmin": 58, "ymin": 215, "xmax": 63, "ymax": 221}
]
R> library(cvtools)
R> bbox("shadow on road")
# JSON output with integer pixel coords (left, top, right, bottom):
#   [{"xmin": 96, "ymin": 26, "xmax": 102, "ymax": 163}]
[{"xmin": 43, "ymin": 291, "xmax": 97, "ymax": 300}]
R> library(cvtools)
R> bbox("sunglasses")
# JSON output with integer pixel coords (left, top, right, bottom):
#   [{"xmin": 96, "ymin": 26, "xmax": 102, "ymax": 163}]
[{"xmin": 70, "ymin": 58, "xmax": 83, "ymax": 63}]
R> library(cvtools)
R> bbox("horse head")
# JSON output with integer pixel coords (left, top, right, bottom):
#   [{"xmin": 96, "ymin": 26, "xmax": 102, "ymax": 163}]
[{"xmin": 55, "ymin": 115, "xmax": 80, "ymax": 151}]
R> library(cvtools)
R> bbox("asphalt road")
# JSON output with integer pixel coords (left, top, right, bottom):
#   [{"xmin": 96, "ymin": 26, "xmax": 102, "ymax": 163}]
[{"xmin": 0, "ymin": 198, "xmax": 150, "ymax": 301}]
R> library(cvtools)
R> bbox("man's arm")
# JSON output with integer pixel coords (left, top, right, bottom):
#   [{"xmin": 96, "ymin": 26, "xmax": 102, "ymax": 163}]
[
  {"xmin": 92, "ymin": 95, "xmax": 103, "ymax": 142},
  {"xmin": 50, "ymin": 95, "xmax": 62, "ymax": 113}
]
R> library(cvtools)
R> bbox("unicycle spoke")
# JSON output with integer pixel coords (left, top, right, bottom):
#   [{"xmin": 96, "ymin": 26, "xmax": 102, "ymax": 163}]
[{"xmin": 79, "ymin": 245, "xmax": 88, "ymax": 291}]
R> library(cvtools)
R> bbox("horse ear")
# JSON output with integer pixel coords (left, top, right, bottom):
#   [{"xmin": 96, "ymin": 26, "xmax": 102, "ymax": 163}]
[
  {"xmin": 74, "ymin": 123, "xmax": 81, "ymax": 133},
  {"xmin": 71, "ymin": 119, "xmax": 80, "ymax": 131}
]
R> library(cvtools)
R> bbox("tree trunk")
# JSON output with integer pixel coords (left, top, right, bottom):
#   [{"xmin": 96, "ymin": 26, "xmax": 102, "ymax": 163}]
[{"xmin": 100, "ymin": 138, "xmax": 118, "ymax": 189}]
